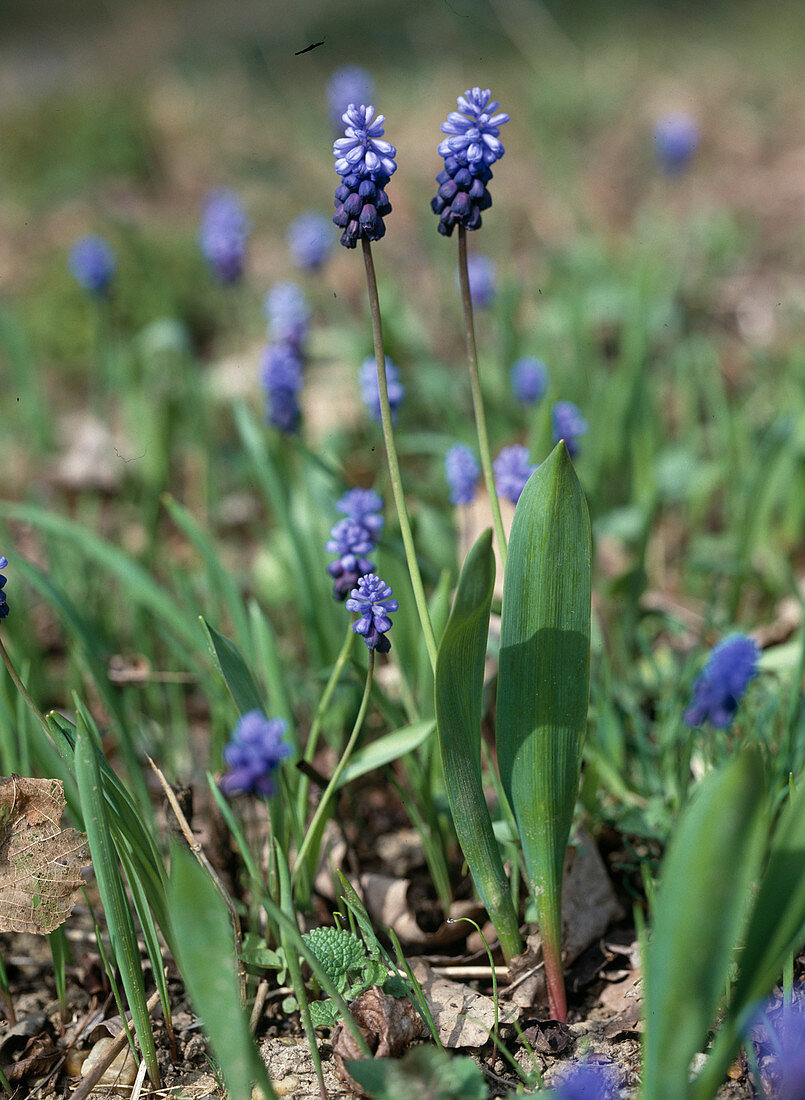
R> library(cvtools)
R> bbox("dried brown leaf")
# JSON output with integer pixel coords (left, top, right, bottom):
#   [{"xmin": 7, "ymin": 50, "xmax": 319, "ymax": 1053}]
[
  {"xmin": 0, "ymin": 776, "xmax": 88, "ymax": 934},
  {"xmin": 409, "ymin": 959, "xmax": 519, "ymax": 1048},
  {"xmin": 332, "ymin": 988, "xmax": 425, "ymax": 1094}
]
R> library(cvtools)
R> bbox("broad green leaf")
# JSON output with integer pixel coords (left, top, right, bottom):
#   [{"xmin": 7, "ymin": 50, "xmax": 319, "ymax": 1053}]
[
  {"xmin": 74, "ymin": 720, "xmax": 160, "ymax": 1086},
  {"xmin": 345, "ymin": 1047, "xmax": 488, "ymax": 1100},
  {"xmin": 202, "ymin": 618, "xmax": 264, "ymax": 716},
  {"xmin": 496, "ymin": 443, "xmax": 591, "ymax": 1014},
  {"xmin": 168, "ymin": 846, "xmax": 276, "ymax": 1099},
  {"xmin": 336, "ymin": 719, "xmax": 435, "ymax": 788},
  {"xmin": 641, "ymin": 750, "xmax": 767, "ymax": 1100},
  {"xmin": 435, "ymin": 529, "xmax": 522, "ymax": 961}
]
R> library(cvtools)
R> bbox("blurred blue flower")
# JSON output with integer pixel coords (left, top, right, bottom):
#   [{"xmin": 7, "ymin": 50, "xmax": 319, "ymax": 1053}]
[
  {"xmin": 550, "ymin": 1060, "xmax": 621, "ymax": 1100},
  {"xmin": 445, "ymin": 444, "xmax": 481, "ymax": 506},
  {"xmin": 359, "ymin": 356, "xmax": 404, "ymax": 422},
  {"xmin": 327, "ymin": 66, "xmax": 375, "ymax": 129},
  {"xmin": 264, "ymin": 281, "xmax": 311, "ymax": 347},
  {"xmin": 199, "ymin": 190, "xmax": 250, "ymax": 284},
  {"xmin": 493, "ymin": 445, "xmax": 535, "ymax": 505},
  {"xmin": 750, "ymin": 995, "xmax": 805, "ymax": 1100},
  {"xmin": 287, "ymin": 212, "xmax": 333, "ymax": 270},
  {"xmin": 684, "ymin": 633, "xmax": 760, "ymax": 729},
  {"xmin": 511, "ymin": 357, "xmax": 549, "ymax": 404},
  {"xmin": 68, "ymin": 235, "xmax": 116, "ymax": 295},
  {"xmin": 0, "ymin": 556, "xmax": 9, "ymax": 620},
  {"xmin": 462, "ymin": 255, "xmax": 497, "ymax": 307},
  {"xmin": 552, "ymin": 401, "xmax": 588, "ymax": 457},
  {"xmin": 337, "ymin": 488, "xmax": 385, "ymax": 538},
  {"xmin": 346, "ymin": 574, "xmax": 398, "ymax": 653},
  {"xmin": 326, "ymin": 518, "xmax": 376, "ymax": 601},
  {"xmin": 220, "ymin": 710, "xmax": 291, "ymax": 798},
  {"xmin": 333, "ymin": 104, "xmax": 397, "ymax": 180},
  {"xmin": 438, "ymin": 87, "xmax": 509, "ymax": 168},
  {"xmin": 653, "ymin": 114, "xmax": 699, "ymax": 174},
  {"xmin": 260, "ymin": 343, "xmax": 304, "ymax": 434}
]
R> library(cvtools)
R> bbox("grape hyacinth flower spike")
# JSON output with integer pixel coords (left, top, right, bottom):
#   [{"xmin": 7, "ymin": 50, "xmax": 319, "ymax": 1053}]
[
  {"xmin": 199, "ymin": 189, "xmax": 251, "ymax": 284},
  {"xmin": 359, "ymin": 355, "xmax": 404, "ymax": 422},
  {"xmin": 337, "ymin": 488, "xmax": 384, "ymax": 538},
  {"xmin": 69, "ymin": 235, "xmax": 116, "ymax": 295},
  {"xmin": 511, "ymin": 357, "xmax": 549, "ymax": 404},
  {"xmin": 654, "ymin": 113, "xmax": 700, "ymax": 174},
  {"xmin": 684, "ymin": 633, "xmax": 760, "ymax": 729},
  {"xmin": 552, "ymin": 401, "xmax": 588, "ymax": 457},
  {"xmin": 0, "ymin": 557, "xmax": 9, "ymax": 620},
  {"xmin": 493, "ymin": 444, "xmax": 536, "ymax": 505},
  {"xmin": 220, "ymin": 710, "xmax": 291, "ymax": 797},
  {"xmin": 346, "ymin": 574, "xmax": 398, "ymax": 653},
  {"xmin": 332, "ymin": 104, "xmax": 397, "ymax": 249},
  {"xmin": 326, "ymin": 519, "xmax": 376, "ymax": 601},
  {"xmin": 264, "ymin": 281, "xmax": 311, "ymax": 348},
  {"xmin": 287, "ymin": 212, "xmax": 333, "ymax": 270},
  {"xmin": 445, "ymin": 444, "xmax": 480, "ymax": 506},
  {"xmin": 260, "ymin": 342, "xmax": 304, "ymax": 434}
]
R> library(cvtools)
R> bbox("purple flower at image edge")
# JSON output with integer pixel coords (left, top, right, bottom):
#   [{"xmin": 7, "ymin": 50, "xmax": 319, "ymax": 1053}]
[
  {"xmin": 199, "ymin": 189, "xmax": 251, "ymax": 284},
  {"xmin": 346, "ymin": 574, "xmax": 398, "ymax": 653},
  {"xmin": 749, "ymin": 995, "xmax": 805, "ymax": 1100},
  {"xmin": 551, "ymin": 1060, "xmax": 622, "ymax": 1100},
  {"xmin": 511, "ymin": 357, "xmax": 549, "ymax": 404},
  {"xmin": 653, "ymin": 113, "xmax": 700, "ymax": 173},
  {"xmin": 68, "ymin": 235, "xmax": 116, "ymax": 295},
  {"xmin": 493, "ymin": 445, "xmax": 535, "ymax": 505},
  {"xmin": 552, "ymin": 401, "xmax": 588, "ymax": 457},
  {"xmin": 684, "ymin": 633, "xmax": 760, "ymax": 729},
  {"xmin": 220, "ymin": 710, "xmax": 291, "ymax": 798},
  {"xmin": 287, "ymin": 212, "xmax": 334, "ymax": 270},
  {"xmin": 445, "ymin": 444, "xmax": 480, "ymax": 506},
  {"xmin": 0, "ymin": 556, "xmax": 9, "ymax": 620},
  {"xmin": 359, "ymin": 356, "xmax": 404, "ymax": 422},
  {"xmin": 326, "ymin": 66, "xmax": 375, "ymax": 129}
]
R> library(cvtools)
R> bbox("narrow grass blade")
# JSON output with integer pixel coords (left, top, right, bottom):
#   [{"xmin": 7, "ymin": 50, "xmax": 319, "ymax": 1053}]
[
  {"xmin": 435, "ymin": 528, "xmax": 522, "ymax": 961},
  {"xmin": 335, "ymin": 719, "xmax": 435, "ymax": 788},
  {"xmin": 168, "ymin": 845, "xmax": 277, "ymax": 1099},
  {"xmin": 201, "ymin": 618, "xmax": 264, "ymax": 716},
  {"xmin": 74, "ymin": 720, "xmax": 161, "ymax": 1087},
  {"xmin": 641, "ymin": 749, "xmax": 767, "ymax": 1100},
  {"xmin": 496, "ymin": 442, "xmax": 591, "ymax": 1017}
]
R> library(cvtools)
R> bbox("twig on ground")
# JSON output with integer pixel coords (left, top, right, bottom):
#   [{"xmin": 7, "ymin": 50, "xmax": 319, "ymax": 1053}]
[{"xmin": 70, "ymin": 989, "xmax": 161, "ymax": 1100}]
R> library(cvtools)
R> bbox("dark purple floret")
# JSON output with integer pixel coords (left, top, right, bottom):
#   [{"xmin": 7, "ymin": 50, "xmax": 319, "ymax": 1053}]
[
  {"xmin": 552, "ymin": 401, "xmax": 588, "ymax": 457},
  {"xmin": 346, "ymin": 574, "xmax": 398, "ymax": 653},
  {"xmin": 0, "ymin": 556, "xmax": 9, "ymax": 620},
  {"xmin": 327, "ymin": 518, "xmax": 377, "ymax": 601},
  {"xmin": 199, "ymin": 190, "xmax": 250, "ymax": 284},
  {"xmin": 684, "ymin": 633, "xmax": 760, "ymax": 729},
  {"xmin": 220, "ymin": 710, "xmax": 291, "ymax": 798},
  {"xmin": 68, "ymin": 235, "xmax": 116, "ymax": 295},
  {"xmin": 431, "ymin": 154, "xmax": 494, "ymax": 236},
  {"xmin": 445, "ymin": 444, "xmax": 480, "ymax": 506},
  {"xmin": 337, "ymin": 488, "xmax": 385, "ymax": 538},
  {"xmin": 493, "ymin": 445, "xmax": 535, "ymax": 505},
  {"xmin": 333, "ymin": 170, "xmax": 393, "ymax": 249}
]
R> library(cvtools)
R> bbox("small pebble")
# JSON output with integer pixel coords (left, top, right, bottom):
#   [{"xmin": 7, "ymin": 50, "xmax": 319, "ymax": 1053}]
[
  {"xmin": 81, "ymin": 1037, "xmax": 136, "ymax": 1095},
  {"xmin": 64, "ymin": 1048, "xmax": 89, "ymax": 1076},
  {"xmin": 273, "ymin": 1076, "xmax": 300, "ymax": 1096}
]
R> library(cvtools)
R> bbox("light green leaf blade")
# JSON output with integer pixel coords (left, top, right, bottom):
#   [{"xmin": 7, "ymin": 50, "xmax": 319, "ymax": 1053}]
[
  {"xmin": 168, "ymin": 845, "xmax": 276, "ymax": 1099},
  {"xmin": 435, "ymin": 529, "xmax": 521, "ymax": 961},
  {"xmin": 641, "ymin": 750, "xmax": 767, "ymax": 1100},
  {"xmin": 336, "ymin": 719, "xmax": 435, "ymax": 788},
  {"xmin": 202, "ymin": 618, "xmax": 264, "ymax": 716},
  {"xmin": 496, "ymin": 443, "xmax": 591, "ymax": 1012}
]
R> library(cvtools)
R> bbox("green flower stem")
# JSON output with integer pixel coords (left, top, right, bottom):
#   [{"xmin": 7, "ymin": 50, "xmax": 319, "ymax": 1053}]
[
  {"xmin": 0, "ymin": 635, "xmax": 53, "ymax": 745},
  {"xmin": 292, "ymin": 651, "xmax": 375, "ymax": 885},
  {"xmin": 457, "ymin": 226, "xmax": 507, "ymax": 568},
  {"xmin": 361, "ymin": 238, "xmax": 438, "ymax": 672}
]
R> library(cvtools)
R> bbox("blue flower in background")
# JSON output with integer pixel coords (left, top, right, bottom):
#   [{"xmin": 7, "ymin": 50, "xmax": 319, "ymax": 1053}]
[
  {"xmin": 327, "ymin": 66, "xmax": 375, "ymax": 129},
  {"xmin": 653, "ymin": 114, "xmax": 699, "ymax": 173},
  {"xmin": 326, "ymin": 518, "xmax": 377, "ymax": 601},
  {"xmin": 445, "ymin": 444, "xmax": 480, "ymax": 506},
  {"xmin": 550, "ymin": 1060, "xmax": 621, "ymax": 1100},
  {"xmin": 220, "ymin": 710, "xmax": 291, "ymax": 798},
  {"xmin": 287, "ymin": 212, "xmax": 334, "ymax": 270},
  {"xmin": 511, "ymin": 357, "xmax": 549, "ymax": 404},
  {"xmin": 346, "ymin": 574, "xmax": 398, "ymax": 653},
  {"xmin": 199, "ymin": 190, "xmax": 250, "ymax": 284},
  {"xmin": 552, "ymin": 401, "xmax": 588, "ymax": 457},
  {"xmin": 359, "ymin": 356, "xmax": 404, "ymax": 422},
  {"xmin": 332, "ymin": 106, "xmax": 396, "ymax": 249},
  {"xmin": 68, "ymin": 235, "xmax": 116, "ymax": 295},
  {"xmin": 684, "ymin": 633, "xmax": 760, "ymax": 729},
  {"xmin": 463, "ymin": 255, "xmax": 497, "ymax": 307},
  {"xmin": 493, "ymin": 445, "xmax": 535, "ymax": 505},
  {"xmin": 337, "ymin": 488, "xmax": 385, "ymax": 538},
  {"xmin": 260, "ymin": 342, "xmax": 304, "ymax": 434},
  {"xmin": 0, "ymin": 556, "xmax": 9, "ymax": 620},
  {"xmin": 438, "ymin": 87, "xmax": 510, "ymax": 168},
  {"xmin": 264, "ymin": 281, "xmax": 311, "ymax": 348},
  {"xmin": 749, "ymin": 995, "xmax": 805, "ymax": 1100}
]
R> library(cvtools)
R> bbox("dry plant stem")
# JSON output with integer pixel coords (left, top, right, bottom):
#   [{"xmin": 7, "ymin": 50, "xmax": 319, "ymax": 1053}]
[
  {"xmin": 147, "ymin": 756, "xmax": 246, "ymax": 1004},
  {"xmin": 70, "ymin": 990, "xmax": 161, "ymax": 1100},
  {"xmin": 361, "ymin": 237, "xmax": 439, "ymax": 671},
  {"xmin": 457, "ymin": 226, "xmax": 508, "ymax": 567},
  {"xmin": 249, "ymin": 979, "xmax": 270, "ymax": 1033}
]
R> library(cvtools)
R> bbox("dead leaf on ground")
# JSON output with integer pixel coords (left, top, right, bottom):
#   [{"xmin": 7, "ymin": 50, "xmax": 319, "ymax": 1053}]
[
  {"xmin": 600, "ymin": 969, "xmax": 643, "ymax": 1038},
  {"xmin": 332, "ymin": 987, "xmax": 426, "ymax": 1093},
  {"xmin": 0, "ymin": 1012, "xmax": 59, "ymax": 1082},
  {"xmin": 0, "ymin": 776, "xmax": 88, "ymax": 934},
  {"xmin": 409, "ymin": 958, "xmax": 519, "ymax": 1048}
]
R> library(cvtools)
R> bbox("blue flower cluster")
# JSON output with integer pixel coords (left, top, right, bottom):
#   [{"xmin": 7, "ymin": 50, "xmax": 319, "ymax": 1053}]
[
  {"xmin": 0, "ymin": 557, "xmax": 9, "ymax": 620},
  {"xmin": 552, "ymin": 401, "xmax": 588, "ymax": 457},
  {"xmin": 432, "ymin": 87, "xmax": 509, "ymax": 236},
  {"xmin": 326, "ymin": 488, "xmax": 385, "ymax": 601},
  {"xmin": 333, "ymin": 105, "xmax": 397, "ymax": 249},
  {"xmin": 287, "ymin": 212, "xmax": 333, "ymax": 271},
  {"xmin": 199, "ymin": 190, "xmax": 251, "ymax": 284},
  {"xmin": 220, "ymin": 710, "xmax": 291, "ymax": 798},
  {"xmin": 684, "ymin": 633, "xmax": 760, "ymax": 729},
  {"xmin": 327, "ymin": 66, "xmax": 375, "ymax": 130},
  {"xmin": 494, "ymin": 445, "xmax": 536, "ymax": 505},
  {"xmin": 346, "ymin": 574, "xmax": 398, "ymax": 654},
  {"xmin": 511, "ymin": 357, "xmax": 549, "ymax": 404},
  {"xmin": 69, "ymin": 235, "xmax": 116, "ymax": 295},
  {"xmin": 260, "ymin": 282, "xmax": 311, "ymax": 433},
  {"xmin": 549, "ymin": 1060, "xmax": 621, "ymax": 1100},
  {"xmin": 750, "ymin": 995, "xmax": 805, "ymax": 1099},
  {"xmin": 653, "ymin": 113, "xmax": 699, "ymax": 174},
  {"xmin": 445, "ymin": 444, "xmax": 480, "ymax": 506},
  {"xmin": 359, "ymin": 356, "xmax": 405, "ymax": 423}
]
